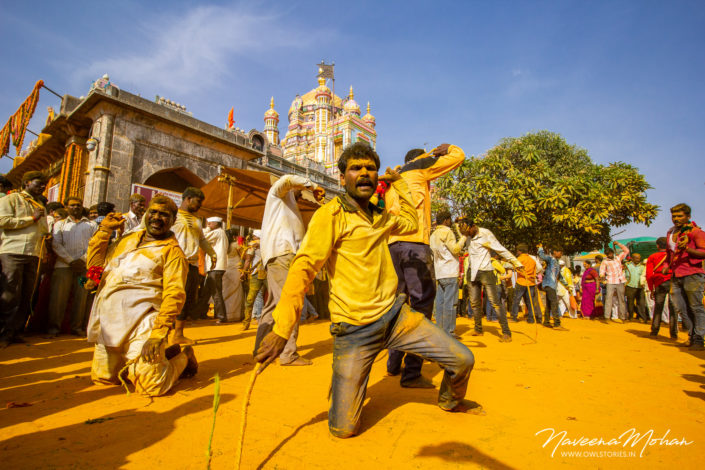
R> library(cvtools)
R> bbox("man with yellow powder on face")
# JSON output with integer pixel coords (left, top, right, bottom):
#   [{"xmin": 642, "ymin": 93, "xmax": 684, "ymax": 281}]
[
  {"xmin": 256, "ymin": 142, "xmax": 476, "ymax": 438},
  {"xmin": 87, "ymin": 196, "xmax": 197, "ymax": 397}
]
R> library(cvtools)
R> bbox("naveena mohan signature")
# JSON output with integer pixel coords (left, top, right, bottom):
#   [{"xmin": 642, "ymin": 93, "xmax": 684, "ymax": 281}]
[{"xmin": 535, "ymin": 428, "xmax": 694, "ymax": 458}]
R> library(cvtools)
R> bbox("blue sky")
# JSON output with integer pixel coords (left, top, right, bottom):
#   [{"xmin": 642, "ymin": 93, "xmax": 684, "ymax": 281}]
[{"xmin": 1, "ymin": 0, "xmax": 703, "ymax": 240}]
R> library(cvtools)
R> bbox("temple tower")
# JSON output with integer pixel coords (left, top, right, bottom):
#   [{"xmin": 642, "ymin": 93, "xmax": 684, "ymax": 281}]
[{"xmin": 263, "ymin": 96, "xmax": 279, "ymax": 145}]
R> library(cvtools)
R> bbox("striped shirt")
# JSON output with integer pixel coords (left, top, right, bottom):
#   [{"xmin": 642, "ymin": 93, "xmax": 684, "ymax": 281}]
[
  {"xmin": 599, "ymin": 248, "xmax": 629, "ymax": 284},
  {"xmin": 52, "ymin": 217, "xmax": 98, "ymax": 268}
]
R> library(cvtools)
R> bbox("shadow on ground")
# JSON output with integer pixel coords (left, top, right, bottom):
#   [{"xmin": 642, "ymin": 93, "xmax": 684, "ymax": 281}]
[
  {"xmin": 0, "ymin": 394, "xmax": 234, "ymax": 468},
  {"xmin": 416, "ymin": 441, "xmax": 516, "ymax": 469}
]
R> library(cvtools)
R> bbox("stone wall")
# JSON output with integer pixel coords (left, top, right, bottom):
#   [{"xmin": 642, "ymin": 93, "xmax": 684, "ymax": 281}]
[{"xmin": 79, "ymin": 89, "xmax": 259, "ymax": 211}]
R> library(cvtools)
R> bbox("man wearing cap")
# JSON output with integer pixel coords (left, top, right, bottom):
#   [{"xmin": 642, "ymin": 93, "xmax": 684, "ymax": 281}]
[
  {"xmin": 196, "ymin": 216, "xmax": 229, "ymax": 323},
  {"xmin": 253, "ymin": 174, "xmax": 326, "ymax": 366},
  {"xmin": 171, "ymin": 187, "xmax": 217, "ymax": 345},
  {"xmin": 0, "ymin": 171, "xmax": 49, "ymax": 347}
]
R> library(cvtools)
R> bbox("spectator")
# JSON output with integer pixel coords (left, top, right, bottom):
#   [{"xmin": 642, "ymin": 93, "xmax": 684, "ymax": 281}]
[
  {"xmin": 625, "ymin": 253, "xmax": 648, "ymax": 322},
  {"xmin": 599, "ymin": 241, "xmax": 629, "ymax": 323},
  {"xmin": 124, "ymin": 194, "xmax": 146, "ymax": 233},
  {"xmin": 196, "ymin": 216, "xmax": 229, "ymax": 323},
  {"xmin": 647, "ymin": 237, "xmax": 678, "ymax": 339},
  {"xmin": 88, "ymin": 205, "xmax": 99, "ymax": 221},
  {"xmin": 537, "ymin": 244, "xmax": 568, "ymax": 330},
  {"xmin": 171, "ymin": 187, "xmax": 217, "ymax": 345},
  {"xmin": 241, "ymin": 231, "xmax": 266, "ymax": 330},
  {"xmin": 461, "ymin": 218, "xmax": 523, "ymax": 342},
  {"xmin": 47, "ymin": 197, "xmax": 98, "ymax": 337},
  {"xmin": 0, "ymin": 171, "xmax": 48, "ymax": 347},
  {"xmin": 429, "ymin": 210, "xmax": 466, "ymax": 336},
  {"xmin": 665, "ymin": 203, "xmax": 705, "ymax": 350}
]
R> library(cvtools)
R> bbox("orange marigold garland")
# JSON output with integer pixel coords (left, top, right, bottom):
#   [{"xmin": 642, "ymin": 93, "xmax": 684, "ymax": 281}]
[{"xmin": 0, "ymin": 80, "xmax": 44, "ymax": 157}]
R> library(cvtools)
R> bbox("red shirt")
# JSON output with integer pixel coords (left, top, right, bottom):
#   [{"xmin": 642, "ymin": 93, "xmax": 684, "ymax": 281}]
[
  {"xmin": 666, "ymin": 222, "xmax": 705, "ymax": 278},
  {"xmin": 645, "ymin": 250, "xmax": 671, "ymax": 290}
]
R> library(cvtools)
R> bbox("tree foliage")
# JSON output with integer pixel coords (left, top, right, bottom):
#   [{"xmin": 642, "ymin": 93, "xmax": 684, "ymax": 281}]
[{"xmin": 433, "ymin": 131, "xmax": 659, "ymax": 253}]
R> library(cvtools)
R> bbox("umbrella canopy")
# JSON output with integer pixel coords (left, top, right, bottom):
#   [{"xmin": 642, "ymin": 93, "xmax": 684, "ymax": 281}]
[
  {"xmin": 573, "ymin": 251, "xmax": 604, "ymax": 261},
  {"xmin": 198, "ymin": 167, "xmax": 323, "ymax": 228}
]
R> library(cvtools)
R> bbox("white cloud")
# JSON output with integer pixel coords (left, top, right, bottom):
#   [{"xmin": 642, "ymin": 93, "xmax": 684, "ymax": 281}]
[{"xmin": 77, "ymin": 4, "xmax": 316, "ymax": 95}]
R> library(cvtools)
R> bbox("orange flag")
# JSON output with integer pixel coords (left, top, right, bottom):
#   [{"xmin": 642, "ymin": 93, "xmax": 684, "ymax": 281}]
[{"xmin": 227, "ymin": 107, "xmax": 234, "ymax": 129}]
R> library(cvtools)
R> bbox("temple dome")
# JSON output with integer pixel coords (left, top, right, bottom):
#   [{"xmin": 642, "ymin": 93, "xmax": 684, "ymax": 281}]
[
  {"xmin": 363, "ymin": 102, "xmax": 376, "ymax": 126},
  {"xmin": 264, "ymin": 97, "xmax": 278, "ymax": 118},
  {"xmin": 343, "ymin": 86, "xmax": 361, "ymax": 115}
]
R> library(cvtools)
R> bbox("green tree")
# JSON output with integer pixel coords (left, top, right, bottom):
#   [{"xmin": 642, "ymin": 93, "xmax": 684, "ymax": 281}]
[{"xmin": 434, "ymin": 131, "xmax": 658, "ymax": 253}]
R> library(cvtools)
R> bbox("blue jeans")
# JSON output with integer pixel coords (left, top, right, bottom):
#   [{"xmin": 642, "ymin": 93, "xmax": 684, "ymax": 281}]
[
  {"xmin": 469, "ymin": 270, "xmax": 511, "ymax": 335},
  {"xmin": 671, "ymin": 273, "xmax": 705, "ymax": 345},
  {"xmin": 511, "ymin": 284, "xmax": 542, "ymax": 322},
  {"xmin": 435, "ymin": 278, "xmax": 459, "ymax": 335},
  {"xmin": 329, "ymin": 295, "xmax": 474, "ymax": 438}
]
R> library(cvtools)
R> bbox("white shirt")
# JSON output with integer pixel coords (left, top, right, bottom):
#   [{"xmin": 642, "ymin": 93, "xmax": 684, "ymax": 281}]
[
  {"xmin": 260, "ymin": 175, "xmax": 314, "ymax": 266},
  {"xmin": 203, "ymin": 226, "xmax": 229, "ymax": 271},
  {"xmin": 430, "ymin": 224, "xmax": 466, "ymax": 279},
  {"xmin": 52, "ymin": 217, "xmax": 98, "ymax": 268},
  {"xmin": 466, "ymin": 227, "xmax": 521, "ymax": 281},
  {"xmin": 123, "ymin": 210, "xmax": 142, "ymax": 233}
]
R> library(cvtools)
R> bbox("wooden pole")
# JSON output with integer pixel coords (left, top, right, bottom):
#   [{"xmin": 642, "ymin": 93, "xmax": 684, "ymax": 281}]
[{"xmin": 217, "ymin": 173, "xmax": 237, "ymax": 229}]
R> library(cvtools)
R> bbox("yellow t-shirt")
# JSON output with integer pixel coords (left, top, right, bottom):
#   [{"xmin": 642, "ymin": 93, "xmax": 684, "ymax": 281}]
[{"xmin": 272, "ymin": 179, "xmax": 418, "ymax": 340}]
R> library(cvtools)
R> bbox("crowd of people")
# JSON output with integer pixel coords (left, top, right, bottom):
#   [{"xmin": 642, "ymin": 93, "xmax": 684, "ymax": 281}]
[{"xmin": 1, "ymin": 142, "xmax": 704, "ymax": 438}]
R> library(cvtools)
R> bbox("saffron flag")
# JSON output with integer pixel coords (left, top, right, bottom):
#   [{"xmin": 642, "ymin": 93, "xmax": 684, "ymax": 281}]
[{"xmin": 227, "ymin": 107, "xmax": 234, "ymax": 129}]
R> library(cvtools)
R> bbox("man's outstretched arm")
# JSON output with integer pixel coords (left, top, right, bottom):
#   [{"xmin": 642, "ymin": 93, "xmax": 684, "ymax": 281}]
[{"xmin": 254, "ymin": 206, "xmax": 337, "ymax": 371}]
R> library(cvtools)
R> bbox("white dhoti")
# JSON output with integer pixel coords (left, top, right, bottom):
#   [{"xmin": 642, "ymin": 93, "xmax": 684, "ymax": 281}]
[
  {"xmin": 91, "ymin": 314, "xmax": 188, "ymax": 397},
  {"xmin": 223, "ymin": 244, "xmax": 244, "ymax": 321}
]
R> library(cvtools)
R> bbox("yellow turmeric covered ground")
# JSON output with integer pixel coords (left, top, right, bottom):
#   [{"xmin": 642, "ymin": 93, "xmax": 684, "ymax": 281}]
[{"xmin": 1, "ymin": 316, "xmax": 703, "ymax": 469}]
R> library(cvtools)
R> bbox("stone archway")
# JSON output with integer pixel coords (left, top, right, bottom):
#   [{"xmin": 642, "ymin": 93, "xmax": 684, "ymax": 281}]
[{"xmin": 143, "ymin": 167, "xmax": 206, "ymax": 193}]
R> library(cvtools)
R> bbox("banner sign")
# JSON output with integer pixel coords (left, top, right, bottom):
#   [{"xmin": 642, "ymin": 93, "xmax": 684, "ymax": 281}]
[{"xmin": 131, "ymin": 183, "xmax": 182, "ymax": 207}]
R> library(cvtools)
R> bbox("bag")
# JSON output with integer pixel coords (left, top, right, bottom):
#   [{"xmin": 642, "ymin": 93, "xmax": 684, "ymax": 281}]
[{"xmin": 594, "ymin": 291, "xmax": 603, "ymax": 308}]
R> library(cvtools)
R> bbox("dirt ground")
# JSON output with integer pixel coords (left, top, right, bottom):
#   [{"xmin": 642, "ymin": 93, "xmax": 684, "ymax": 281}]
[{"xmin": 1, "ymin": 315, "xmax": 703, "ymax": 469}]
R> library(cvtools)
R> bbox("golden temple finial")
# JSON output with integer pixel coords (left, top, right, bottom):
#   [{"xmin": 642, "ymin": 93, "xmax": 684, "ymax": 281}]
[
  {"xmin": 349, "ymin": 85, "xmax": 354, "ymax": 99},
  {"xmin": 367, "ymin": 102, "xmax": 371, "ymax": 113},
  {"xmin": 318, "ymin": 76, "xmax": 326, "ymax": 86},
  {"xmin": 270, "ymin": 96, "xmax": 275, "ymax": 109}
]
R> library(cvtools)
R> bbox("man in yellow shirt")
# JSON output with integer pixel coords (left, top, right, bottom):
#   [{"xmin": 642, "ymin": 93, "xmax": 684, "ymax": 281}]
[
  {"xmin": 87, "ymin": 196, "xmax": 197, "ymax": 396},
  {"xmin": 384, "ymin": 143, "xmax": 465, "ymax": 387},
  {"xmin": 255, "ymin": 142, "xmax": 475, "ymax": 438}
]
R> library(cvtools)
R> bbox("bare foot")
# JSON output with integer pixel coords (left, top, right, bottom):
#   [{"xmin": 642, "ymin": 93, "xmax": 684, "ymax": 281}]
[
  {"xmin": 281, "ymin": 357, "xmax": 312, "ymax": 366},
  {"xmin": 170, "ymin": 334, "xmax": 195, "ymax": 346}
]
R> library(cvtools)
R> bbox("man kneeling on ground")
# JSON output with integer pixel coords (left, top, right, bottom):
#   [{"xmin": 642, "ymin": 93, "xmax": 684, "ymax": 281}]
[
  {"xmin": 86, "ymin": 196, "xmax": 197, "ymax": 396},
  {"xmin": 255, "ymin": 141, "xmax": 476, "ymax": 438}
]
